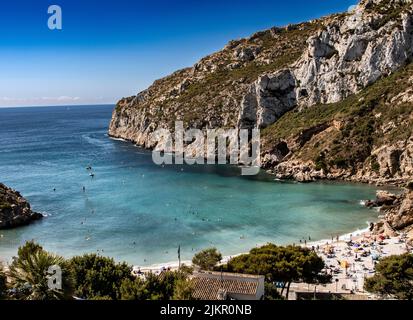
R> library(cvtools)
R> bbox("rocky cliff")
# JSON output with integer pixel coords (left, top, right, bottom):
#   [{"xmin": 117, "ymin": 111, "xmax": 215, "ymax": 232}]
[
  {"xmin": 367, "ymin": 185, "xmax": 413, "ymax": 243},
  {"xmin": 0, "ymin": 183, "xmax": 43, "ymax": 229},
  {"xmin": 109, "ymin": 0, "xmax": 413, "ymax": 185}
]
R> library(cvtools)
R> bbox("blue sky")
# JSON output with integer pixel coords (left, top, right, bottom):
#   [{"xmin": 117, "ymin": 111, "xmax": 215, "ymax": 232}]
[{"xmin": 0, "ymin": 0, "xmax": 356, "ymax": 107}]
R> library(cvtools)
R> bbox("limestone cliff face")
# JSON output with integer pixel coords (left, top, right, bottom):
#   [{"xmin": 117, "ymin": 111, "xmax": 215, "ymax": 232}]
[
  {"xmin": 109, "ymin": 20, "xmax": 319, "ymax": 146},
  {"xmin": 368, "ymin": 188, "xmax": 413, "ymax": 243},
  {"xmin": 239, "ymin": 0, "xmax": 413, "ymax": 127},
  {"xmin": 0, "ymin": 183, "xmax": 43, "ymax": 229},
  {"xmin": 294, "ymin": 0, "xmax": 413, "ymax": 107},
  {"xmin": 110, "ymin": 0, "xmax": 413, "ymax": 185}
]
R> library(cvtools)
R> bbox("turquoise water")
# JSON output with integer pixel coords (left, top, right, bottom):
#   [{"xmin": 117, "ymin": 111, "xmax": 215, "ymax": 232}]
[{"xmin": 0, "ymin": 105, "xmax": 380, "ymax": 266}]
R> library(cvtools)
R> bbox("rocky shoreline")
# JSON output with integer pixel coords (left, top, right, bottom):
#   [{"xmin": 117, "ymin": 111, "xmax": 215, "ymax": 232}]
[
  {"xmin": 264, "ymin": 160, "xmax": 412, "ymax": 186},
  {"xmin": 109, "ymin": 0, "xmax": 413, "ymax": 187},
  {"xmin": 0, "ymin": 183, "xmax": 43, "ymax": 229},
  {"xmin": 365, "ymin": 185, "xmax": 413, "ymax": 243}
]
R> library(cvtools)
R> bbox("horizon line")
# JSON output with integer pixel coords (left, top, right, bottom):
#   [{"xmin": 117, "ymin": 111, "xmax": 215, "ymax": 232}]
[{"xmin": 0, "ymin": 103, "xmax": 116, "ymax": 109}]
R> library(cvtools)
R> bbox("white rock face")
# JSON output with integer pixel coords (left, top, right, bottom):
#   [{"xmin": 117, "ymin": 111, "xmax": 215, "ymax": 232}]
[
  {"xmin": 110, "ymin": 0, "xmax": 413, "ymax": 185},
  {"xmin": 238, "ymin": 69, "xmax": 296, "ymax": 129},
  {"xmin": 238, "ymin": 0, "xmax": 413, "ymax": 128},
  {"xmin": 294, "ymin": 0, "xmax": 413, "ymax": 108},
  {"xmin": 372, "ymin": 137, "xmax": 413, "ymax": 178}
]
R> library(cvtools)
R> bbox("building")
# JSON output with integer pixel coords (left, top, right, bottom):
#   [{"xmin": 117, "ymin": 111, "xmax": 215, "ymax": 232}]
[{"xmin": 191, "ymin": 271, "xmax": 265, "ymax": 300}]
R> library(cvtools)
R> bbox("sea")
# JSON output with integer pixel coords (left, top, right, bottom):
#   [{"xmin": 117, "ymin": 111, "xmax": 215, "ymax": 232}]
[{"xmin": 0, "ymin": 105, "xmax": 381, "ymax": 266}]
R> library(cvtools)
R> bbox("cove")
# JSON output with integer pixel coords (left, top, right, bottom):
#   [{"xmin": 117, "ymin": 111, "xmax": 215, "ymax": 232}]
[{"xmin": 0, "ymin": 105, "xmax": 380, "ymax": 266}]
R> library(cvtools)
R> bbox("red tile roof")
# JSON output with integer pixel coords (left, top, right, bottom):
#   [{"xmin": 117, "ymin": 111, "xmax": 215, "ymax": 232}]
[{"xmin": 191, "ymin": 272, "xmax": 261, "ymax": 300}]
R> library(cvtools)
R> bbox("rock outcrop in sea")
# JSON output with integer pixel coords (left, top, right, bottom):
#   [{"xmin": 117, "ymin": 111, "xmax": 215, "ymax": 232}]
[
  {"xmin": 0, "ymin": 183, "xmax": 43, "ymax": 229},
  {"xmin": 367, "ymin": 185, "xmax": 413, "ymax": 243},
  {"xmin": 109, "ymin": 0, "xmax": 413, "ymax": 186}
]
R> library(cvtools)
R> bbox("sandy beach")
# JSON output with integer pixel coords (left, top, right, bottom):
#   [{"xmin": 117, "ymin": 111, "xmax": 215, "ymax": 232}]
[
  {"xmin": 135, "ymin": 227, "xmax": 375, "ymax": 274},
  {"xmin": 134, "ymin": 227, "xmax": 413, "ymax": 300},
  {"xmin": 290, "ymin": 230, "xmax": 412, "ymax": 298}
]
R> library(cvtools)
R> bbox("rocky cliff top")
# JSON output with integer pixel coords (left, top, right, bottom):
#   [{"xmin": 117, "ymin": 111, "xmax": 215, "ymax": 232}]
[
  {"xmin": 109, "ymin": 0, "xmax": 413, "ymax": 185},
  {"xmin": 0, "ymin": 183, "xmax": 42, "ymax": 229}
]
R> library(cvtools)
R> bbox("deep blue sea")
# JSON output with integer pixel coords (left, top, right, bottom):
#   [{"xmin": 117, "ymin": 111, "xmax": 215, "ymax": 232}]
[{"xmin": 0, "ymin": 105, "xmax": 381, "ymax": 266}]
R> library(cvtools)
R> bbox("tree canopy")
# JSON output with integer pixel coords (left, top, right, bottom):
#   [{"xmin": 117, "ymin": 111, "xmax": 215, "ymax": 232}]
[
  {"xmin": 8, "ymin": 241, "xmax": 74, "ymax": 300},
  {"xmin": 224, "ymin": 244, "xmax": 330, "ymax": 297},
  {"xmin": 68, "ymin": 254, "xmax": 134, "ymax": 300},
  {"xmin": 364, "ymin": 253, "xmax": 413, "ymax": 300},
  {"xmin": 192, "ymin": 248, "xmax": 222, "ymax": 271},
  {"xmin": 0, "ymin": 263, "xmax": 7, "ymax": 299},
  {"xmin": 1, "ymin": 241, "xmax": 332, "ymax": 301},
  {"xmin": 119, "ymin": 270, "xmax": 193, "ymax": 300}
]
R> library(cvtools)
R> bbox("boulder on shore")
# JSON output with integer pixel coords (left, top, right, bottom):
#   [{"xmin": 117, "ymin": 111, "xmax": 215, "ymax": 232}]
[
  {"xmin": 0, "ymin": 183, "xmax": 43, "ymax": 229},
  {"xmin": 368, "ymin": 188, "xmax": 413, "ymax": 234},
  {"xmin": 365, "ymin": 190, "xmax": 398, "ymax": 208}
]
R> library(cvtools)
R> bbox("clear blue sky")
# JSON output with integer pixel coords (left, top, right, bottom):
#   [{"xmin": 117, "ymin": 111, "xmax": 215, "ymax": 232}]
[{"xmin": 0, "ymin": 0, "xmax": 357, "ymax": 107}]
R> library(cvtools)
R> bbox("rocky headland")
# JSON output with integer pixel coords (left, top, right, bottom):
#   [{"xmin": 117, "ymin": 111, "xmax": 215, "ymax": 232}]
[
  {"xmin": 0, "ymin": 183, "xmax": 43, "ymax": 229},
  {"xmin": 365, "ymin": 184, "xmax": 413, "ymax": 243},
  {"xmin": 109, "ymin": 0, "xmax": 413, "ymax": 187}
]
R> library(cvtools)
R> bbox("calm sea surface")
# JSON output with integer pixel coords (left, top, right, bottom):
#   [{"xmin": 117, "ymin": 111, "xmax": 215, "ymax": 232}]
[{"xmin": 0, "ymin": 105, "xmax": 380, "ymax": 266}]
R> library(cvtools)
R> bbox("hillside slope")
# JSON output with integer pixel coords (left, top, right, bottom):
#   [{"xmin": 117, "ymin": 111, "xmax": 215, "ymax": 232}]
[{"xmin": 109, "ymin": 0, "xmax": 413, "ymax": 186}]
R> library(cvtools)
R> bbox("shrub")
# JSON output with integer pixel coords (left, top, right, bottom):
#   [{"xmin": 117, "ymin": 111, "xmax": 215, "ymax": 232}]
[
  {"xmin": 68, "ymin": 254, "xmax": 133, "ymax": 300},
  {"xmin": 8, "ymin": 241, "xmax": 74, "ymax": 300},
  {"xmin": 364, "ymin": 254, "xmax": 413, "ymax": 300},
  {"xmin": 0, "ymin": 264, "xmax": 7, "ymax": 299},
  {"xmin": 192, "ymin": 248, "xmax": 222, "ymax": 271}
]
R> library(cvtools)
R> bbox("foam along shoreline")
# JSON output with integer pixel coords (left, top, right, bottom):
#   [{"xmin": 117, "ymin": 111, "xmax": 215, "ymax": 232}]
[
  {"xmin": 293, "ymin": 229, "xmax": 412, "ymax": 296},
  {"xmin": 108, "ymin": 136, "xmax": 128, "ymax": 142},
  {"xmin": 136, "ymin": 223, "xmax": 376, "ymax": 275},
  {"xmin": 138, "ymin": 227, "xmax": 413, "ymax": 298}
]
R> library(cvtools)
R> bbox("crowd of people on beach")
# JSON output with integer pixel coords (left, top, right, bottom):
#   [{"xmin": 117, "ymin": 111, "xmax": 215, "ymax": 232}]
[{"xmin": 296, "ymin": 231, "xmax": 412, "ymax": 295}]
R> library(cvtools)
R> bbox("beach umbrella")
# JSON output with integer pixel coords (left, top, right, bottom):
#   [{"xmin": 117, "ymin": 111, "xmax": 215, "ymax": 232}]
[{"xmin": 340, "ymin": 260, "xmax": 350, "ymax": 269}]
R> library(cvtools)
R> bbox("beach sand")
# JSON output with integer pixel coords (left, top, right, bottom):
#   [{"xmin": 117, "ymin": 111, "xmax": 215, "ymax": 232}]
[
  {"xmin": 135, "ymin": 228, "xmax": 412, "ymax": 300},
  {"xmin": 289, "ymin": 230, "xmax": 412, "ymax": 298}
]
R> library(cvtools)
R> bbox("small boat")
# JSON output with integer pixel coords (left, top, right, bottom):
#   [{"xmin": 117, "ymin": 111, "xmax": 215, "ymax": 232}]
[{"xmin": 89, "ymin": 173, "xmax": 95, "ymax": 177}]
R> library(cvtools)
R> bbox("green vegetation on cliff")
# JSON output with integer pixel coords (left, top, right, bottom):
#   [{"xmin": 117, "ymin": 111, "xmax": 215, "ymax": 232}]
[
  {"xmin": 114, "ymin": 20, "xmax": 324, "ymax": 128},
  {"xmin": 263, "ymin": 63, "xmax": 413, "ymax": 172}
]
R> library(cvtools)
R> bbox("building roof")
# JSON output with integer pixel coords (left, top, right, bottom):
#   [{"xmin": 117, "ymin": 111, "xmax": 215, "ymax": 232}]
[{"xmin": 191, "ymin": 271, "xmax": 263, "ymax": 300}]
